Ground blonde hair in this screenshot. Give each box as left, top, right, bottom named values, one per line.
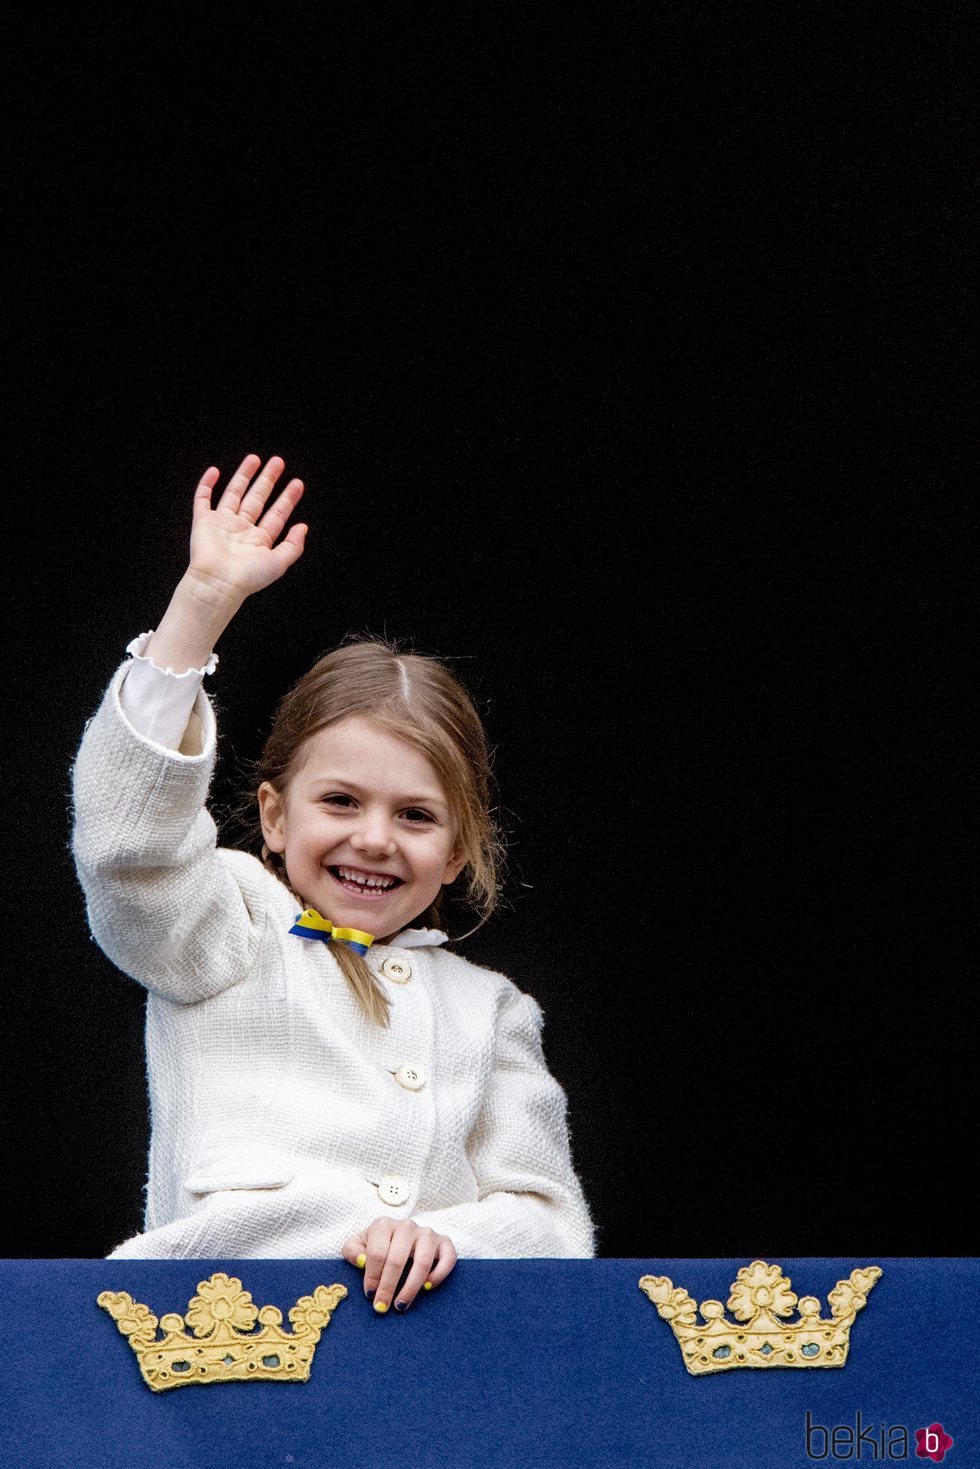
left=257, top=636, right=506, bottom=1025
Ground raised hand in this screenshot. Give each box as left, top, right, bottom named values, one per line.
left=189, top=454, right=307, bottom=604
left=143, top=453, right=308, bottom=675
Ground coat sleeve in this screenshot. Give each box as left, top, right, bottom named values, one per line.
left=71, top=662, right=264, bottom=1003
left=413, top=988, right=595, bottom=1258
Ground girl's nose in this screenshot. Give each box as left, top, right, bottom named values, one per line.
left=351, top=812, right=397, bottom=857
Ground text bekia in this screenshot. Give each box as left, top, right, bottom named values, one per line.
left=805, top=1411, right=954, bottom=1461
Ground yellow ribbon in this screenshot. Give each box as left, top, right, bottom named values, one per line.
left=288, top=909, right=375, bottom=955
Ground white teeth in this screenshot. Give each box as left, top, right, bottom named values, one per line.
left=337, top=866, right=397, bottom=890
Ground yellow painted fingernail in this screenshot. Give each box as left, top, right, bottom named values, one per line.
left=423, top=1281, right=433, bottom=1291
left=356, top=1254, right=366, bottom=1268
left=374, top=1300, right=389, bottom=1314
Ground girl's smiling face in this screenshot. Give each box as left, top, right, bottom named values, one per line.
left=258, top=716, right=466, bottom=943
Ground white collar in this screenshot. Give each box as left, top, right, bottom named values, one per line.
left=386, top=927, right=449, bottom=949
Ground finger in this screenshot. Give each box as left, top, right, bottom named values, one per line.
left=192, top=466, right=222, bottom=517
left=424, top=1236, right=458, bottom=1290
left=215, top=453, right=263, bottom=513
left=340, top=1233, right=368, bottom=1270
left=237, top=455, right=286, bottom=523
left=267, top=523, right=307, bottom=578
left=362, top=1217, right=395, bottom=1300
left=367, top=1222, right=417, bottom=1316
left=256, top=477, right=304, bottom=541
left=391, top=1232, right=440, bottom=1312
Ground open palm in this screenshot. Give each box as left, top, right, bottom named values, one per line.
left=190, top=453, right=307, bottom=601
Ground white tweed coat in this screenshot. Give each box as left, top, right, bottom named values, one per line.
left=71, top=663, right=595, bottom=1260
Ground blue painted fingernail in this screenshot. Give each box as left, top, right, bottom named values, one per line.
left=366, top=1289, right=375, bottom=1300
left=394, top=1301, right=408, bottom=1312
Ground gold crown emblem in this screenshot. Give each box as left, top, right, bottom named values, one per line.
left=98, top=1272, right=347, bottom=1391
left=639, top=1260, right=882, bottom=1375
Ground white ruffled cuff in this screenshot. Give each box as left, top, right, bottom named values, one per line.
left=119, top=631, right=218, bottom=751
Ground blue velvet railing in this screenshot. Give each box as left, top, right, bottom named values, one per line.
left=3, top=1258, right=976, bottom=1467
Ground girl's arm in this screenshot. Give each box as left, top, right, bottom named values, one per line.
left=406, top=988, right=595, bottom=1259
left=72, top=455, right=308, bottom=1002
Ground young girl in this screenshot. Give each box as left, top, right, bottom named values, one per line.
left=72, top=453, right=594, bottom=1313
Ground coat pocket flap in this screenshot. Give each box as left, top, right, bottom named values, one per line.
left=183, top=1148, right=295, bottom=1194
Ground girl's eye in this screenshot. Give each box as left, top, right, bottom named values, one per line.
left=321, top=796, right=432, bottom=823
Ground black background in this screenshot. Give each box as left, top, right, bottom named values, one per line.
left=3, top=7, right=972, bottom=1259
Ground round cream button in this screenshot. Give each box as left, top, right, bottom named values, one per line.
left=381, top=957, right=413, bottom=984
left=395, top=1062, right=426, bottom=1091
left=377, top=1174, right=410, bottom=1206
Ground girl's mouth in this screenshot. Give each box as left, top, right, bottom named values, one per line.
left=328, top=865, right=404, bottom=899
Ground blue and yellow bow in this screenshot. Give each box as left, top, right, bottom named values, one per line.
left=289, top=909, right=375, bottom=956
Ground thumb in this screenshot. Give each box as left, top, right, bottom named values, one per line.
left=269, top=524, right=308, bottom=576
